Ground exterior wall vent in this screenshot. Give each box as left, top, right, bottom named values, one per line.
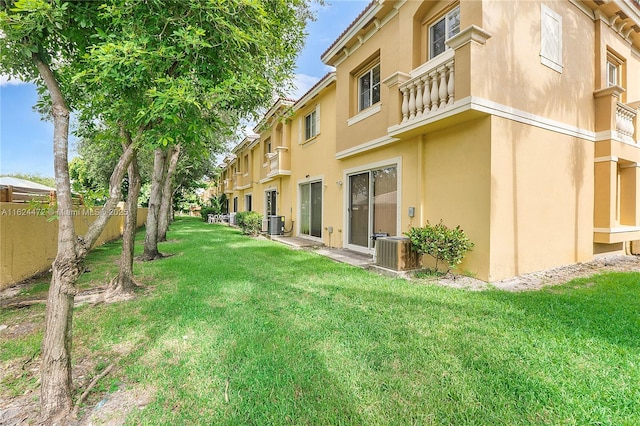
left=375, top=237, right=420, bottom=271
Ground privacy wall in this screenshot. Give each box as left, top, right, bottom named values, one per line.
left=0, top=203, right=148, bottom=289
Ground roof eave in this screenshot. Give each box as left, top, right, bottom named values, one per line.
left=294, top=72, right=337, bottom=110
left=321, top=0, right=383, bottom=65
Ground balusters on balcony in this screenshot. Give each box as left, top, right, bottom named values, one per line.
left=616, top=102, right=637, bottom=144
left=400, top=53, right=455, bottom=124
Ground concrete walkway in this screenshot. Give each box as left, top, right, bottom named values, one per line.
left=270, top=236, right=374, bottom=268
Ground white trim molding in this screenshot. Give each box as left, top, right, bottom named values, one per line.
left=594, top=155, right=619, bottom=163
left=465, top=96, right=596, bottom=141
left=336, top=135, right=400, bottom=160
left=446, top=25, right=492, bottom=50
left=388, top=96, right=597, bottom=142
left=347, top=103, right=382, bottom=127
left=594, top=226, right=640, bottom=233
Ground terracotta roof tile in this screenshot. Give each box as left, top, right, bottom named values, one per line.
left=321, top=0, right=377, bottom=61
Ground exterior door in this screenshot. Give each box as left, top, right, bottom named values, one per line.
left=300, top=181, right=322, bottom=238
left=349, top=172, right=370, bottom=246
left=266, top=190, right=277, bottom=216
left=348, top=166, right=397, bottom=249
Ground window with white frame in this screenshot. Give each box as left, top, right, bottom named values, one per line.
left=429, top=6, right=460, bottom=59
left=540, top=5, right=563, bottom=73
left=607, top=61, right=618, bottom=87
left=606, top=53, right=623, bottom=88
left=305, top=110, right=317, bottom=140
left=358, top=64, right=380, bottom=111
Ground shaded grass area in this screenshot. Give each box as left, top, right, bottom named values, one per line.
left=2, top=217, right=639, bottom=424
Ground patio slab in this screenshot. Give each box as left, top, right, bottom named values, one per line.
left=269, top=236, right=374, bottom=268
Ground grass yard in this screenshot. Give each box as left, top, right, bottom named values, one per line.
left=1, top=216, right=639, bottom=425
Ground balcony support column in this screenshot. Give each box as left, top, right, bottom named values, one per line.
left=594, top=157, right=619, bottom=229
left=620, top=163, right=640, bottom=227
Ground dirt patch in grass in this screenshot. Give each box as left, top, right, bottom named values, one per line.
left=0, top=340, right=153, bottom=425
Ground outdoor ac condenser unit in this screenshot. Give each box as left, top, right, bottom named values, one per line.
left=267, top=215, right=284, bottom=236
left=375, top=237, right=420, bottom=271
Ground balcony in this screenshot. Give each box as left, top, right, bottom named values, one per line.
left=262, top=147, right=291, bottom=181
left=593, top=87, right=640, bottom=244
left=387, top=26, right=492, bottom=139
left=223, top=179, right=233, bottom=194
left=593, top=86, right=639, bottom=158
left=399, top=50, right=455, bottom=126
left=616, top=102, right=638, bottom=144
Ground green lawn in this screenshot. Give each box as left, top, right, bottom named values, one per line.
left=2, top=217, right=639, bottom=425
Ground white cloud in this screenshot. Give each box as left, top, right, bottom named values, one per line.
left=289, top=73, right=321, bottom=100
left=0, top=74, right=28, bottom=86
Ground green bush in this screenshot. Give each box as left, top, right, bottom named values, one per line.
left=200, top=207, right=216, bottom=222
left=235, top=211, right=263, bottom=236
left=404, top=220, right=474, bottom=274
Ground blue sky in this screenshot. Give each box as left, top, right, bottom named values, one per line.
left=0, top=0, right=368, bottom=178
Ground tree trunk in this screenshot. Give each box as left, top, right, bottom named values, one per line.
left=141, top=147, right=167, bottom=260
left=33, top=53, right=136, bottom=423
left=158, top=145, right=180, bottom=242
left=34, top=52, right=78, bottom=423
left=106, top=146, right=140, bottom=301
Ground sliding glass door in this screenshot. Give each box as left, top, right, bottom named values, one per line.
left=348, top=166, right=397, bottom=249
left=300, top=181, right=322, bottom=238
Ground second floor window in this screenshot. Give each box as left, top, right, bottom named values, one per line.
left=607, top=60, right=619, bottom=87
left=605, top=50, right=625, bottom=93
left=305, top=110, right=317, bottom=140
left=264, top=137, right=271, bottom=158
left=358, top=64, right=380, bottom=111
left=429, top=6, right=460, bottom=59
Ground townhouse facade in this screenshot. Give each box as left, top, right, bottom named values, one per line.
left=216, top=0, right=640, bottom=282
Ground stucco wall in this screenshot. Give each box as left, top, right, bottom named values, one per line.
left=0, top=203, right=148, bottom=289
left=488, top=116, right=595, bottom=281
left=422, top=117, right=492, bottom=281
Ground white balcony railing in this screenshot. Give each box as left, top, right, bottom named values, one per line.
left=399, top=50, right=455, bottom=124
left=266, top=152, right=278, bottom=176
left=265, top=147, right=289, bottom=178
left=616, top=102, right=637, bottom=144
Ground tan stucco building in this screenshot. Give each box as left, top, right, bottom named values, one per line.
left=217, top=0, right=640, bottom=281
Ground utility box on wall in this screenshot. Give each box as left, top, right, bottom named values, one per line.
left=375, top=237, right=420, bottom=271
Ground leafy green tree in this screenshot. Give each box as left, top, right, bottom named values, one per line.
left=1, top=2, right=137, bottom=420
left=1, top=0, right=311, bottom=422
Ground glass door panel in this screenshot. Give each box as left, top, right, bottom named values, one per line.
left=373, top=167, right=397, bottom=236
left=310, top=182, right=322, bottom=237
left=300, top=184, right=310, bottom=235
left=266, top=190, right=277, bottom=216
left=349, top=172, right=369, bottom=247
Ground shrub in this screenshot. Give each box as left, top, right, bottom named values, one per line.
left=404, top=220, right=474, bottom=274
left=235, top=211, right=263, bottom=236
left=200, top=207, right=216, bottom=222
